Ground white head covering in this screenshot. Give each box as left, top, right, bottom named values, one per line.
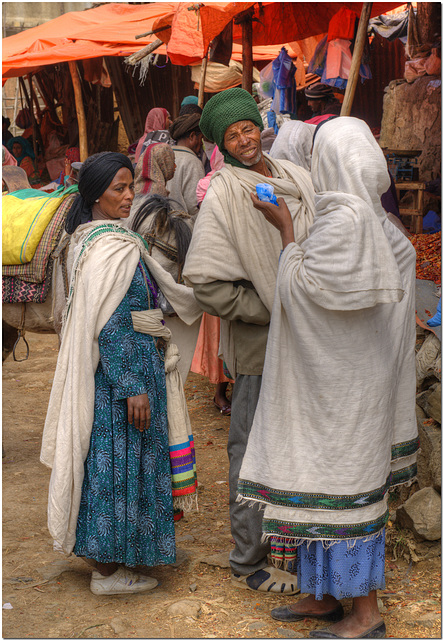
left=311, top=116, right=391, bottom=221
left=269, top=120, right=316, bottom=171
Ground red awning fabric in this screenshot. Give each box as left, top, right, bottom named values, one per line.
left=155, top=2, right=405, bottom=65
left=3, top=2, right=405, bottom=77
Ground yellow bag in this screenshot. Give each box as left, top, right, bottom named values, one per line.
left=2, top=186, right=77, bottom=265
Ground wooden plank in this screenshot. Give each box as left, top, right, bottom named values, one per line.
left=340, top=3, right=373, bottom=117
left=68, top=61, right=88, bottom=161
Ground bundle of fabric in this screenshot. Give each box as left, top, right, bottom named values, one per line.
left=2, top=262, right=54, bottom=304
left=269, top=120, right=316, bottom=171
left=3, top=190, right=77, bottom=282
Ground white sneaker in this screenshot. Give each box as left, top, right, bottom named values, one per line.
left=90, top=566, right=158, bottom=595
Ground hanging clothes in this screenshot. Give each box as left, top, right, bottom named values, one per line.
left=271, top=47, right=297, bottom=117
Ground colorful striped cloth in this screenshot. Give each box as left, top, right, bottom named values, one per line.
left=170, top=434, right=197, bottom=505
left=2, top=190, right=77, bottom=282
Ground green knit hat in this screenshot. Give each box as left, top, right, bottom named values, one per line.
left=200, top=88, right=264, bottom=168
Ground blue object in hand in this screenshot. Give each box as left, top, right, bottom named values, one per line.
left=256, top=183, right=278, bottom=205
left=427, top=298, right=441, bottom=327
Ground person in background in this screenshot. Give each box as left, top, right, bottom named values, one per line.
left=2, top=144, right=17, bottom=166
left=2, top=116, right=13, bottom=144
left=180, top=95, right=199, bottom=108
left=167, top=114, right=205, bottom=217
left=192, top=145, right=233, bottom=415
left=133, top=108, right=173, bottom=163
left=134, top=142, right=176, bottom=199
left=183, top=88, right=317, bottom=595
left=178, top=104, right=211, bottom=175
left=7, top=136, right=41, bottom=187
left=304, top=83, right=342, bottom=124
left=238, top=117, right=418, bottom=639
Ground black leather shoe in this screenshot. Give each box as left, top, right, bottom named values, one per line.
left=309, top=621, right=386, bottom=638
left=271, top=602, right=344, bottom=623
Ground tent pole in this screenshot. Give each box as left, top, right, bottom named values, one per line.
left=340, top=2, right=373, bottom=117
left=68, top=61, right=88, bottom=161
left=125, top=38, right=163, bottom=66
left=198, top=52, right=209, bottom=108
left=241, top=14, right=253, bottom=94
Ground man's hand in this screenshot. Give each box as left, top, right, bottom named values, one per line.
left=250, top=193, right=295, bottom=248
left=127, top=393, right=151, bottom=432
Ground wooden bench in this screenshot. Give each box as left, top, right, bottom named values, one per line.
left=395, top=181, right=426, bottom=234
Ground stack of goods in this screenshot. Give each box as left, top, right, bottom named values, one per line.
left=409, top=231, right=441, bottom=285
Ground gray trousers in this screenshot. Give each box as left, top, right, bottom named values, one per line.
left=228, top=374, right=271, bottom=575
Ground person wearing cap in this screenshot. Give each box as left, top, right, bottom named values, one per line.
left=167, top=113, right=205, bottom=217
left=304, top=83, right=342, bottom=125
left=183, top=87, right=317, bottom=594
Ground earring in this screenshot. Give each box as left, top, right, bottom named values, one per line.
left=95, top=199, right=99, bottom=203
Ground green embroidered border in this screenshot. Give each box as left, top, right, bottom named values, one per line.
left=262, top=510, right=389, bottom=540
left=391, top=463, right=417, bottom=487
left=237, top=475, right=391, bottom=511
left=391, top=436, right=420, bottom=460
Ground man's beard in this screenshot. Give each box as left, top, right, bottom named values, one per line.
left=241, top=149, right=262, bottom=167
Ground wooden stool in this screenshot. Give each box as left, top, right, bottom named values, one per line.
left=395, top=181, right=426, bottom=234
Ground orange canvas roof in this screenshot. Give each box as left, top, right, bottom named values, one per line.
left=3, top=2, right=406, bottom=77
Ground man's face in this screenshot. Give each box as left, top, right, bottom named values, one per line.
left=189, top=131, right=203, bottom=155
left=223, top=120, right=262, bottom=167
left=307, top=98, right=324, bottom=115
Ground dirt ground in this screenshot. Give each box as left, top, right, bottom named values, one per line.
left=2, top=333, right=441, bottom=639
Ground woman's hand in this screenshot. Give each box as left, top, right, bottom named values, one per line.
left=250, top=192, right=295, bottom=249
left=127, top=393, right=151, bottom=432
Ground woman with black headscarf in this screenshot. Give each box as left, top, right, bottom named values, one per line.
left=41, top=152, right=199, bottom=595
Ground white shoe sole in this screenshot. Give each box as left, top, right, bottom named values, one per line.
left=90, top=578, right=158, bottom=595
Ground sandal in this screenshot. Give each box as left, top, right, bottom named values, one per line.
left=213, top=397, right=231, bottom=416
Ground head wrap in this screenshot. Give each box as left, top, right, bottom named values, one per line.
left=179, top=103, right=203, bottom=117
left=65, top=152, right=134, bottom=234
left=169, top=113, right=201, bottom=142
left=135, top=108, right=170, bottom=163
left=2, top=145, right=17, bottom=167
left=269, top=120, right=316, bottom=171
left=7, top=136, right=35, bottom=163
left=199, top=88, right=264, bottom=168
left=139, top=142, right=175, bottom=196
left=181, top=95, right=199, bottom=107
left=305, top=83, right=335, bottom=100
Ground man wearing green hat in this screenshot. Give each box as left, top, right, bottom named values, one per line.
left=183, top=88, right=316, bottom=594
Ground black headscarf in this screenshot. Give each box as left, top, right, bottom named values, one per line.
left=65, top=152, right=134, bottom=234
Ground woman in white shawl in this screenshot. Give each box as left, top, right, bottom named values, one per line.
left=238, top=118, right=418, bottom=638
left=269, top=120, right=316, bottom=171
left=41, top=153, right=200, bottom=596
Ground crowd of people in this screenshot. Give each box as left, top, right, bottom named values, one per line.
left=3, top=83, right=419, bottom=638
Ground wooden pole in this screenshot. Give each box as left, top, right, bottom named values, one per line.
left=68, top=61, right=88, bottom=161
left=125, top=38, right=163, bottom=66
left=135, top=25, right=170, bottom=40
left=18, top=76, right=39, bottom=160
left=340, top=2, right=373, bottom=117
left=241, top=15, right=253, bottom=94
left=198, top=52, right=209, bottom=108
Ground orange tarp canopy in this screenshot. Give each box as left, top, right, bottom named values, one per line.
left=155, top=2, right=405, bottom=65
left=3, top=2, right=405, bottom=77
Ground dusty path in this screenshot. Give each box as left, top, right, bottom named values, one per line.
left=2, top=333, right=441, bottom=639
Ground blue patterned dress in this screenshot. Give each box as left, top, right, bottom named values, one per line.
left=73, top=261, right=175, bottom=567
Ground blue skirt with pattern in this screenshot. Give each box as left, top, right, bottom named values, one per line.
left=297, top=529, right=386, bottom=600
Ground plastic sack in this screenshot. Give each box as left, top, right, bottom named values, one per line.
left=260, top=61, right=275, bottom=98
left=2, top=184, right=78, bottom=265
left=256, top=183, right=278, bottom=205
left=427, top=298, right=441, bottom=327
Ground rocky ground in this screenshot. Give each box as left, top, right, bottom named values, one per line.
left=2, top=333, right=441, bottom=639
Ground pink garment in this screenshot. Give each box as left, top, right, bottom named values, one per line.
left=196, top=146, right=224, bottom=204
left=304, top=114, right=337, bottom=125
left=2, top=145, right=17, bottom=166
left=134, top=108, right=170, bottom=163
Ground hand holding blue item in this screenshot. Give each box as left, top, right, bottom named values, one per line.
left=256, top=183, right=279, bottom=206
left=427, top=298, right=441, bottom=327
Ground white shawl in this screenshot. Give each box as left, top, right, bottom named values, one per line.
left=269, top=120, right=316, bottom=171
left=238, top=118, right=418, bottom=546
left=41, top=220, right=201, bottom=554
left=183, top=155, right=316, bottom=375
